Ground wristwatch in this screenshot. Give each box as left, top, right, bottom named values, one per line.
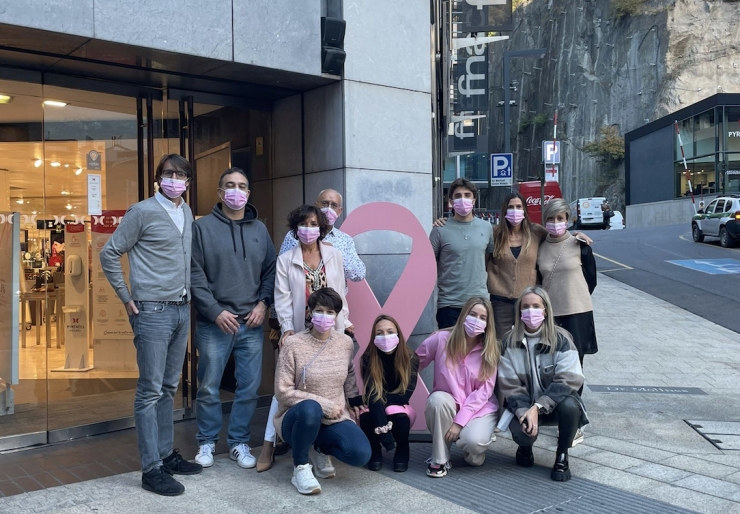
left=260, top=298, right=271, bottom=308
left=534, top=402, right=544, bottom=413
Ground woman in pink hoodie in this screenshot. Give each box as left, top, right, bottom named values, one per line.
left=416, top=296, right=499, bottom=478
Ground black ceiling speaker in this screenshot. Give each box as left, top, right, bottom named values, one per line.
left=321, top=17, right=346, bottom=48
left=322, top=47, right=346, bottom=76
left=321, top=17, right=346, bottom=75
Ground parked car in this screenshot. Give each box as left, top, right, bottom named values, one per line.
left=569, top=197, right=607, bottom=229
left=691, top=195, right=740, bottom=248
left=608, top=211, right=624, bottom=230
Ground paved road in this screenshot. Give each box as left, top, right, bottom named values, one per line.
left=583, top=223, right=740, bottom=334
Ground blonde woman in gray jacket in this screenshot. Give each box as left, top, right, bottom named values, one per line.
left=498, top=286, right=589, bottom=482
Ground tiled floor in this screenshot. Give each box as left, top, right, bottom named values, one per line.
left=0, top=406, right=269, bottom=498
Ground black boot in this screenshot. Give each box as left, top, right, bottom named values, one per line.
left=515, top=445, right=534, bottom=468
left=162, top=449, right=203, bottom=475
left=142, top=467, right=184, bottom=496
left=551, top=452, right=571, bottom=481
left=393, top=439, right=410, bottom=472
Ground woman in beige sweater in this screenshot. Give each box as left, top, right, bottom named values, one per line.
left=537, top=198, right=597, bottom=383
left=274, top=288, right=370, bottom=495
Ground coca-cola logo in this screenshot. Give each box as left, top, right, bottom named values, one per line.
left=525, top=195, right=556, bottom=206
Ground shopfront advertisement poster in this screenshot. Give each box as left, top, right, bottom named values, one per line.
left=87, top=174, right=102, bottom=216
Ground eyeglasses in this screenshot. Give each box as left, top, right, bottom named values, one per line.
left=319, top=201, right=340, bottom=209
left=161, top=169, right=188, bottom=179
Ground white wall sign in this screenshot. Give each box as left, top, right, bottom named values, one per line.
left=87, top=174, right=102, bottom=216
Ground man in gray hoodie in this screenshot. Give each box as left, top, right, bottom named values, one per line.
left=100, top=154, right=202, bottom=497
left=190, top=167, right=276, bottom=471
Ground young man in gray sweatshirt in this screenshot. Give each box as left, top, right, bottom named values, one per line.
left=190, top=167, right=276, bottom=470
left=100, top=154, right=203, bottom=497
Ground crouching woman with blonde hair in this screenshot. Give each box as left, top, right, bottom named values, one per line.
left=498, top=286, right=589, bottom=482
left=416, top=297, right=499, bottom=478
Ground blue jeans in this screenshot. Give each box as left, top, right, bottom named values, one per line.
left=130, top=301, right=190, bottom=473
left=194, top=320, right=263, bottom=448
left=281, top=400, right=371, bottom=467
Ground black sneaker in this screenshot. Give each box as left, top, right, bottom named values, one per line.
left=142, top=467, right=184, bottom=496
left=162, top=449, right=203, bottom=475
left=515, top=446, right=534, bottom=468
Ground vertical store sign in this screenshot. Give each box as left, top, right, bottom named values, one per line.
left=91, top=211, right=132, bottom=341
left=0, top=213, right=20, bottom=416
left=457, top=0, right=513, bottom=33
left=87, top=174, right=102, bottom=216
left=454, top=44, right=488, bottom=112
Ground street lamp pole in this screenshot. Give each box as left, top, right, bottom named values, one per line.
left=503, top=48, right=547, bottom=189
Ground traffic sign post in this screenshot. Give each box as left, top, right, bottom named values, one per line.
left=490, top=153, right=513, bottom=186
left=544, top=164, right=559, bottom=183
left=542, top=141, right=560, bottom=164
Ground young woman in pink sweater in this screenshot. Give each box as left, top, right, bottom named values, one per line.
left=416, top=297, right=500, bottom=478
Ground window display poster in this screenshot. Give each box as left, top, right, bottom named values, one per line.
left=91, top=211, right=132, bottom=340
left=87, top=174, right=102, bottom=216
left=0, top=212, right=19, bottom=387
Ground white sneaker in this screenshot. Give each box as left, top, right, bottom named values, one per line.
left=571, top=429, right=585, bottom=448
left=195, top=442, right=215, bottom=467
left=308, top=446, right=336, bottom=479
left=230, top=443, right=257, bottom=469
left=292, top=463, right=321, bottom=495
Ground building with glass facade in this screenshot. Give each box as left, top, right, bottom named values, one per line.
left=626, top=94, right=740, bottom=207
left=0, top=0, right=434, bottom=451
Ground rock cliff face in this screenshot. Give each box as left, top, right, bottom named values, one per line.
left=488, top=0, right=740, bottom=211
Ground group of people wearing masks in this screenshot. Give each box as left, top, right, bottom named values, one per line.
left=101, top=154, right=597, bottom=498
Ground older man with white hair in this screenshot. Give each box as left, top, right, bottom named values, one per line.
left=278, top=188, right=366, bottom=282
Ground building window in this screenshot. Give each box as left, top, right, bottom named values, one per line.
left=725, top=106, right=740, bottom=153
left=725, top=153, right=740, bottom=193
left=694, top=109, right=715, bottom=157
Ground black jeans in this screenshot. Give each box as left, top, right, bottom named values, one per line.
left=509, top=395, right=582, bottom=453
left=436, top=307, right=462, bottom=330
left=359, top=412, right=411, bottom=464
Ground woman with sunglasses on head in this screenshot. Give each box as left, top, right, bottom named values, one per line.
left=258, top=205, right=355, bottom=473
left=274, top=288, right=370, bottom=495
left=356, top=315, right=419, bottom=473
left=537, top=198, right=597, bottom=377
left=416, top=297, right=499, bottom=478
left=498, top=286, right=588, bottom=482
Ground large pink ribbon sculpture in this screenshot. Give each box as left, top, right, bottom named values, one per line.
left=341, top=202, right=437, bottom=430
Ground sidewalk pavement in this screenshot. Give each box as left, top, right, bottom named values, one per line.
left=0, top=274, right=739, bottom=513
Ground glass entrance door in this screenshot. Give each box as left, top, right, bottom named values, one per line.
left=0, top=75, right=171, bottom=449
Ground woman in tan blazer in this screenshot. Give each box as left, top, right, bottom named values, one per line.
left=259, top=204, right=352, bottom=471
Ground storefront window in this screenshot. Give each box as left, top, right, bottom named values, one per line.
left=692, top=154, right=717, bottom=195
left=676, top=160, right=694, bottom=198
left=460, top=152, right=489, bottom=182
left=725, top=153, right=740, bottom=193
left=724, top=106, right=740, bottom=153
left=694, top=109, right=716, bottom=157
left=675, top=117, right=693, bottom=160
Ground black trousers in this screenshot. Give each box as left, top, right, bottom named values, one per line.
left=509, top=395, right=582, bottom=453
left=359, top=412, right=411, bottom=464
left=436, top=307, right=462, bottom=330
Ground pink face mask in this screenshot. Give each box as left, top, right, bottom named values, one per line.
left=521, top=308, right=545, bottom=331
left=311, top=312, right=336, bottom=333
left=320, top=207, right=339, bottom=226
left=452, top=198, right=474, bottom=217
left=505, top=208, right=526, bottom=225
left=374, top=334, right=399, bottom=353
left=545, top=221, right=568, bottom=237
left=463, top=315, right=487, bottom=337
left=297, top=226, right=320, bottom=245
left=160, top=178, right=187, bottom=199
left=222, top=188, right=248, bottom=210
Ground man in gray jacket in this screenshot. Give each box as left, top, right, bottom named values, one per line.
left=190, top=167, right=276, bottom=470
left=100, top=154, right=202, bottom=497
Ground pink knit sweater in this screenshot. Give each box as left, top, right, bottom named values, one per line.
left=273, top=329, right=360, bottom=440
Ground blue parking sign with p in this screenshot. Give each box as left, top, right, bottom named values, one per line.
left=490, top=153, right=513, bottom=186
